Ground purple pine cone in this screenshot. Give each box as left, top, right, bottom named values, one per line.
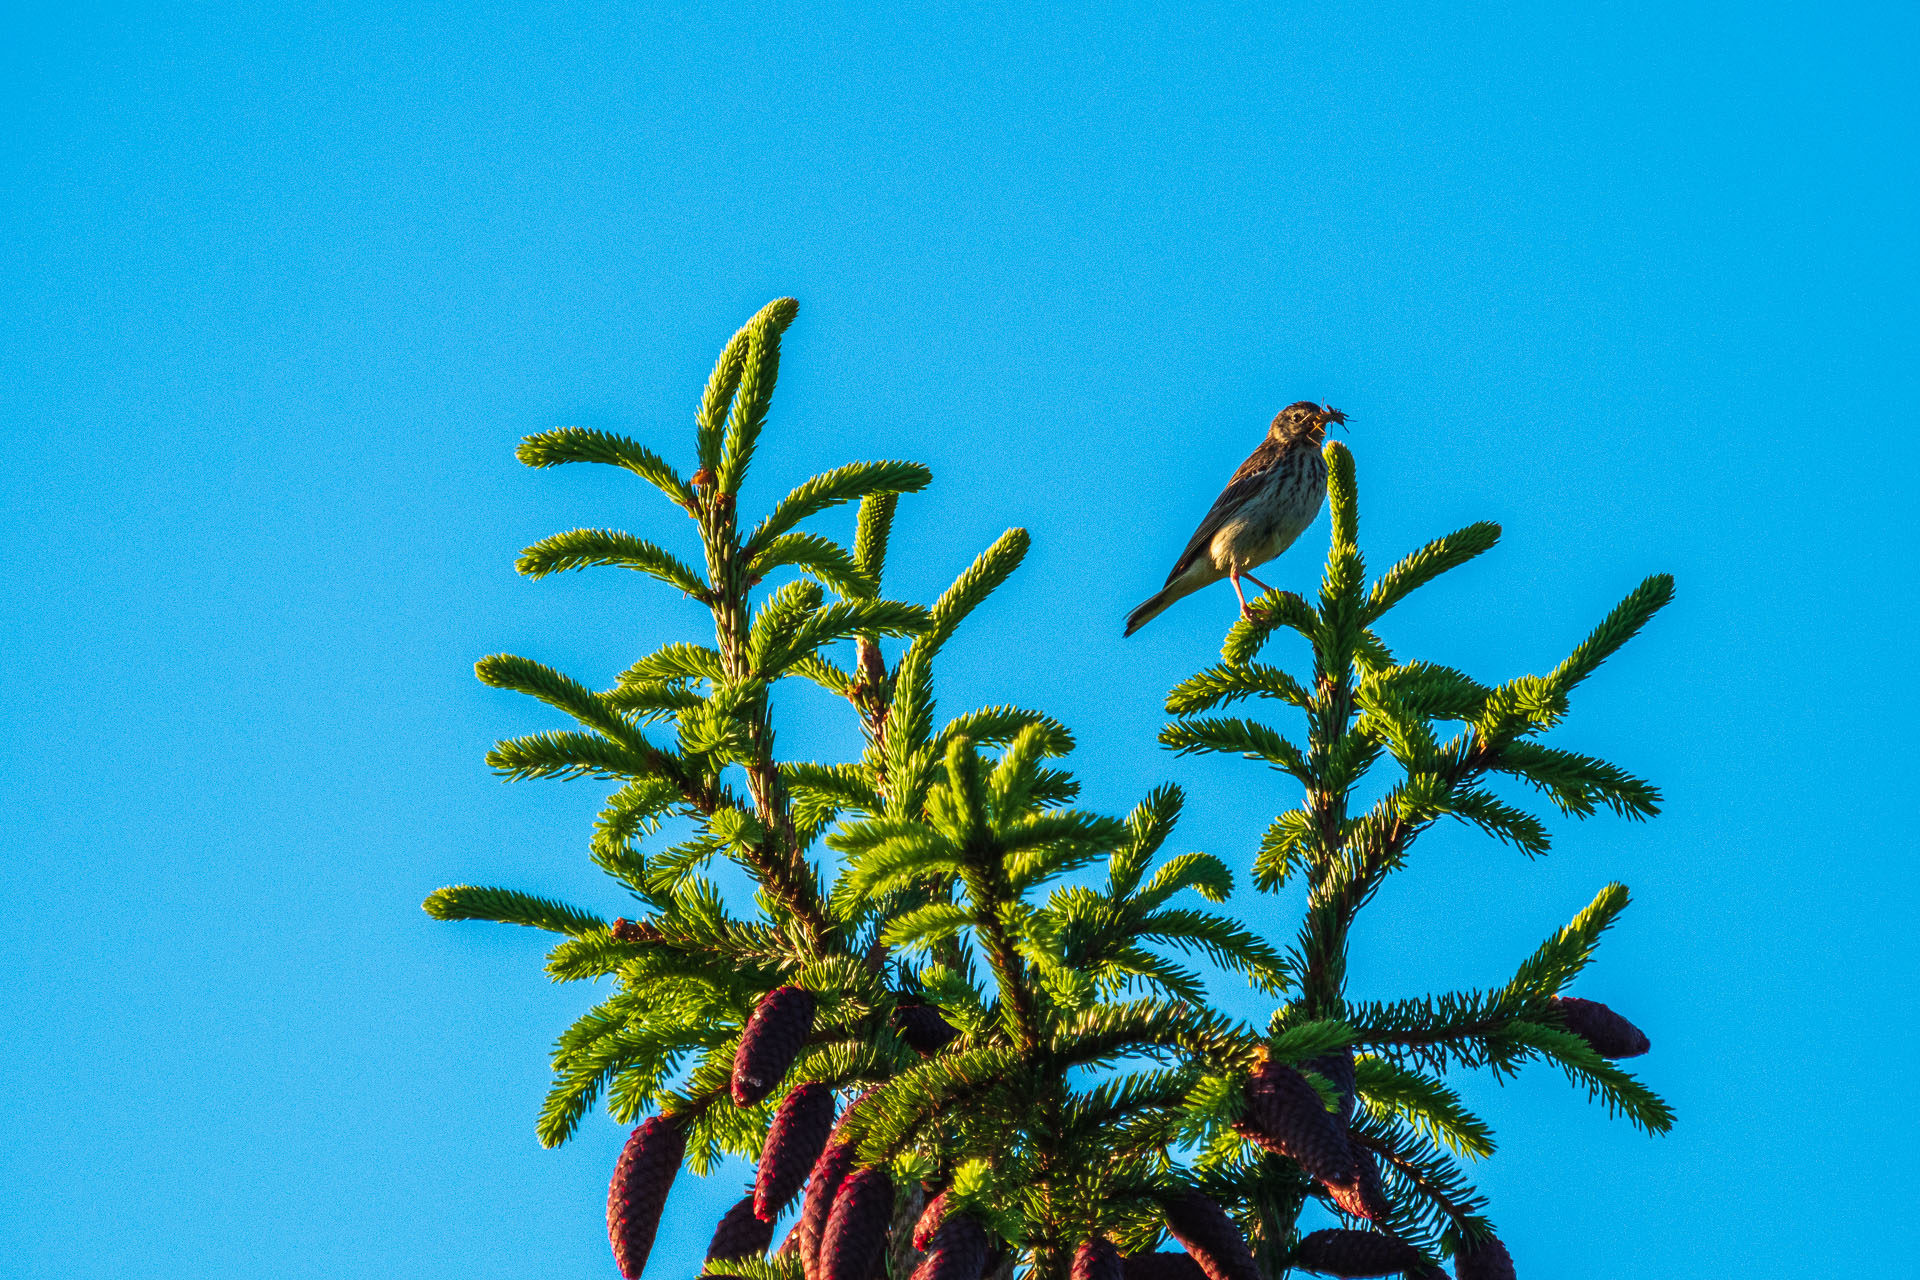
left=708, top=1192, right=777, bottom=1262
left=1292, top=1230, right=1422, bottom=1278
left=733, top=985, right=817, bottom=1106
left=1235, top=1060, right=1357, bottom=1186
left=756, top=1082, right=838, bottom=1221
left=1072, top=1237, right=1123, bottom=1280
left=607, top=1113, right=689, bottom=1280
left=913, top=1189, right=953, bottom=1252
left=911, top=1212, right=990, bottom=1280
left=893, top=1002, right=961, bottom=1054
left=1455, top=1235, right=1515, bottom=1280
left=1159, top=1188, right=1260, bottom=1280
left=1552, top=996, right=1650, bottom=1059
left=819, top=1167, right=895, bottom=1280
left=799, top=1140, right=859, bottom=1280
left=1324, top=1145, right=1389, bottom=1223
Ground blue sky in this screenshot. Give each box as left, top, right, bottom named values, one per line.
left=3, top=2, right=1914, bottom=1276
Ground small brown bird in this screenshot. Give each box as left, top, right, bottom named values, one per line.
left=1125, top=402, right=1344, bottom=636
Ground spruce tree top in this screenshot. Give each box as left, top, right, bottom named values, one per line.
left=427, top=298, right=1673, bottom=1280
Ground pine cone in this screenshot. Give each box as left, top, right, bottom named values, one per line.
left=1552, top=996, right=1649, bottom=1059
left=1234, top=1060, right=1356, bottom=1186
left=607, top=1113, right=689, bottom=1280
left=1324, top=1145, right=1389, bottom=1223
left=708, top=1192, right=777, bottom=1262
left=1158, top=1188, right=1260, bottom=1280
left=799, top=1140, right=860, bottom=1280
left=1071, top=1237, right=1123, bottom=1280
left=1121, top=1253, right=1208, bottom=1280
left=732, top=985, right=817, bottom=1106
left=1300, top=1050, right=1357, bottom=1125
left=1292, top=1229, right=1422, bottom=1277
left=1454, top=1235, right=1514, bottom=1280
left=797, top=1090, right=874, bottom=1277
left=892, top=1002, right=960, bottom=1054
left=820, top=1167, right=895, bottom=1280
left=911, top=1212, right=990, bottom=1280
left=912, top=1189, right=953, bottom=1252
left=610, top=917, right=662, bottom=944
left=757, top=1082, right=838, bottom=1221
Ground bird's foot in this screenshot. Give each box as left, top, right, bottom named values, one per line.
left=1247, top=591, right=1303, bottom=626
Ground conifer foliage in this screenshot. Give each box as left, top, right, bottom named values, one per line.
left=426, top=299, right=1675, bottom=1279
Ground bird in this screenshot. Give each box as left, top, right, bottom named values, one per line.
left=1124, top=401, right=1345, bottom=636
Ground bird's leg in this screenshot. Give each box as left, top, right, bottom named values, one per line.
left=1237, top=570, right=1291, bottom=624
left=1229, top=568, right=1254, bottom=621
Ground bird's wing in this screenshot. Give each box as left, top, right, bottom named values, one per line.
left=1162, top=439, right=1286, bottom=585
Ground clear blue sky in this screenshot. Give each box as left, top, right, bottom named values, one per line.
left=3, top=3, right=1914, bottom=1276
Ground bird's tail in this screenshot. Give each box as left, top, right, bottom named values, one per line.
left=1124, top=582, right=1194, bottom=636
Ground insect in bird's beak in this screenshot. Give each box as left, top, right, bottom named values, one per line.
left=1322, top=405, right=1349, bottom=432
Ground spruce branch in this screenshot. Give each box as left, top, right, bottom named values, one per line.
left=1165, top=663, right=1312, bottom=716
left=1362, top=522, right=1501, bottom=624
left=852, top=492, right=901, bottom=597
left=1325, top=441, right=1359, bottom=552
left=782, top=761, right=883, bottom=829
left=939, top=706, right=1075, bottom=756
left=1500, top=882, right=1632, bottom=1000
left=883, top=528, right=1032, bottom=812
left=1347, top=1117, right=1489, bottom=1247
left=1132, top=852, right=1233, bottom=909
left=1491, top=1021, right=1674, bottom=1134
left=748, top=532, right=877, bottom=600
left=784, top=653, right=858, bottom=698
left=1447, top=787, right=1553, bottom=856
left=1250, top=809, right=1316, bottom=892
left=423, top=885, right=608, bottom=937
left=1109, top=785, right=1185, bottom=899
left=603, top=680, right=705, bottom=723
left=1220, top=590, right=1318, bottom=668
left=477, top=652, right=654, bottom=747
left=1358, top=661, right=1489, bottom=724
left=696, top=304, right=764, bottom=474
left=1546, top=573, right=1676, bottom=696
left=922, top=527, right=1032, bottom=652
left=881, top=902, right=974, bottom=952
left=1492, top=742, right=1662, bottom=820
left=761, top=600, right=929, bottom=678
left=1158, top=718, right=1310, bottom=782
left=516, top=427, right=695, bottom=509
left=516, top=528, right=711, bottom=600
left=594, top=776, right=677, bottom=851
left=746, top=580, right=828, bottom=674
left=485, top=729, right=660, bottom=783
left=1351, top=1056, right=1495, bottom=1161
left=747, top=461, right=934, bottom=556
left=1266, top=1018, right=1357, bottom=1064
left=621, top=643, right=728, bottom=685
left=718, top=297, right=800, bottom=494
